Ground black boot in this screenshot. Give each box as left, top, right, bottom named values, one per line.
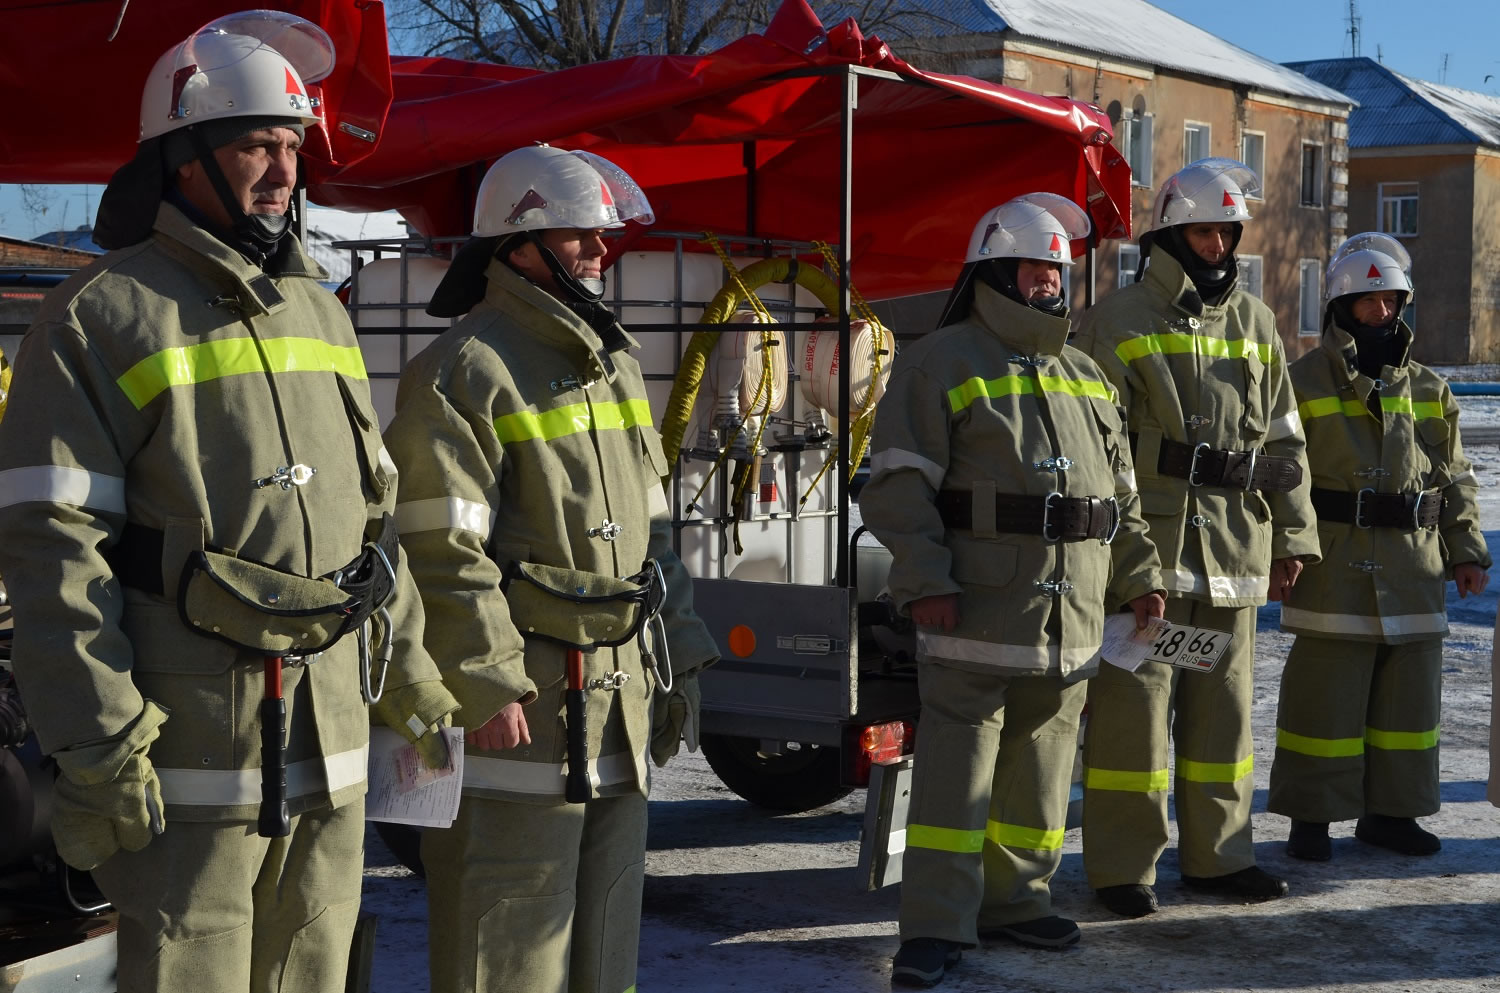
left=1286, top=820, right=1331, bottom=861
left=1181, top=865, right=1288, bottom=901
left=891, top=938, right=962, bottom=988
left=1356, top=814, right=1441, bottom=855
left=979, top=915, right=1081, bottom=948
left=1095, top=883, right=1158, bottom=918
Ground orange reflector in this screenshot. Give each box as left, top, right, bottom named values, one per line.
left=727, top=624, right=756, bottom=658
left=860, top=721, right=906, bottom=764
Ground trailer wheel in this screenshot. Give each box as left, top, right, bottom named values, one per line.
left=700, top=733, right=853, bottom=813
left=373, top=821, right=425, bottom=879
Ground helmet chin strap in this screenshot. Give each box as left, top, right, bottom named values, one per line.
left=187, top=128, right=291, bottom=261
left=525, top=231, right=606, bottom=304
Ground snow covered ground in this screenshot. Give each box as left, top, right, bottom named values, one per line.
left=359, top=450, right=1500, bottom=993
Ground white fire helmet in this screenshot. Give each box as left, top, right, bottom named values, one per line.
left=139, top=11, right=333, bottom=143
left=1328, top=231, right=1413, bottom=281
left=1149, top=157, right=1260, bottom=232
left=964, top=193, right=1092, bottom=265
left=472, top=145, right=655, bottom=237
left=1325, top=248, right=1413, bottom=303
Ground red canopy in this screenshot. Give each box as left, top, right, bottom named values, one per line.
left=0, top=0, right=1130, bottom=298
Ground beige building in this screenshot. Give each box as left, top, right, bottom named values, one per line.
left=872, top=0, right=1353, bottom=358
left=1288, top=58, right=1500, bottom=364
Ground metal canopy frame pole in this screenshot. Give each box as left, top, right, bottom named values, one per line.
left=835, top=65, right=854, bottom=591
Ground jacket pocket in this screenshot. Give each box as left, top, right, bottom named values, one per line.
left=1239, top=351, right=1268, bottom=437
left=948, top=539, right=1019, bottom=588
left=336, top=375, right=393, bottom=501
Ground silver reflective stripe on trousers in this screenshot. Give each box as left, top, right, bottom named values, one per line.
left=156, top=745, right=369, bottom=806
left=0, top=465, right=128, bottom=514
left=464, top=749, right=643, bottom=796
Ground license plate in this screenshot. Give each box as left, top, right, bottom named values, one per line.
left=1145, top=624, right=1231, bottom=673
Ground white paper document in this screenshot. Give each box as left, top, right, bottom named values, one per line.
left=365, top=725, right=465, bottom=828
left=1099, top=613, right=1172, bottom=672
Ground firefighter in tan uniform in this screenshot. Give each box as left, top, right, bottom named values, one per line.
left=1073, top=158, right=1321, bottom=918
left=861, top=196, right=1165, bottom=988
left=1269, top=235, right=1489, bottom=859
left=0, top=14, right=456, bottom=992
left=383, top=145, right=719, bottom=993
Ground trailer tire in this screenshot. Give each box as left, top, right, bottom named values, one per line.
left=700, top=733, right=853, bottom=813
left=373, top=821, right=425, bottom=879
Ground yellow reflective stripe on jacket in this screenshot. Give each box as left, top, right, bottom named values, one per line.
left=1298, top=395, right=1446, bottom=422
left=987, top=819, right=1065, bottom=852
left=1277, top=727, right=1364, bottom=758
left=494, top=397, right=653, bottom=445
left=1084, top=766, right=1170, bottom=792
left=1365, top=726, right=1439, bottom=751
left=906, top=823, right=986, bottom=853
left=946, top=373, right=1113, bottom=414
left=117, top=337, right=368, bottom=409
left=1115, top=333, right=1272, bottom=366
left=1178, top=754, right=1254, bottom=784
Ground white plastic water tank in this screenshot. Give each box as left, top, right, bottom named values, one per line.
left=350, top=256, right=454, bottom=427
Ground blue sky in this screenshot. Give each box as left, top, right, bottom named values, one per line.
left=3, top=0, right=1495, bottom=241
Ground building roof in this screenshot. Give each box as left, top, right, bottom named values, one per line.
left=1287, top=57, right=1500, bottom=149
left=964, top=0, right=1351, bottom=105
left=31, top=225, right=103, bottom=254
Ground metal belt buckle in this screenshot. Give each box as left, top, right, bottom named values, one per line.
left=1187, top=442, right=1212, bottom=487
left=1102, top=496, right=1121, bottom=545
left=1041, top=491, right=1063, bottom=542
left=1410, top=490, right=1428, bottom=530
left=1240, top=449, right=1258, bottom=491
left=1354, top=487, right=1375, bottom=529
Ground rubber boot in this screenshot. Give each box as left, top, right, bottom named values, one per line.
left=1355, top=814, right=1441, bottom=856
left=980, top=916, right=1080, bottom=948
left=1286, top=820, right=1331, bottom=861
left=891, top=938, right=962, bottom=988
left=1095, top=884, right=1158, bottom=918
left=1181, top=865, right=1288, bottom=901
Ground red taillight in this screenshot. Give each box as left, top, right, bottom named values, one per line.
left=860, top=721, right=906, bottom=764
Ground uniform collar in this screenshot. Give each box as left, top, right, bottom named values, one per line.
left=151, top=202, right=325, bottom=318
left=1142, top=242, right=1235, bottom=319
left=481, top=259, right=638, bottom=384
left=1319, top=319, right=1413, bottom=389
left=969, top=280, right=1071, bottom=358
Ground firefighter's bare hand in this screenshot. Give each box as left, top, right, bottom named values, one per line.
left=1129, top=591, right=1166, bottom=630
left=909, top=593, right=960, bottom=632
left=1453, top=563, right=1490, bottom=598
left=468, top=702, right=531, bottom=751
left=1267, top=557, right=1304, bottom=602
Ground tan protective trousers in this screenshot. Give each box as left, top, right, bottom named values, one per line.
left=1081, top=599, right=1257, bottom=886
left=90, top=800, right=365, bottom=993
left=898, top=662, right=1086, bottom=946
left=422, top=791, right=647, bottom=993
left=1269, top=635, right=1442, bottom=822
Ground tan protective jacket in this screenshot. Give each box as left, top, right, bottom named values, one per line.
left=384, top=260, right=718, bottom=804
left=1073, top=245, right=1321, bottom=606
left=859, top=283, right=1163, bottom=680
left=1280, top=322, right=1488, bottom=642
left=0, top=204, right=440, bottom=821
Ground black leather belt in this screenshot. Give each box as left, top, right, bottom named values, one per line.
left=1134, top=435, right=1303, bottom=493
left=1311, top=487, right=1443, bottom=530
left=936, top=490, right=1119, bottom=542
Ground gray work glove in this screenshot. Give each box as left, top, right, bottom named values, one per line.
left=650, top=672, right=701, bottom=768
left=50, top=701, right=169, bottom=871
left=373, top=678, right=461, bottom=770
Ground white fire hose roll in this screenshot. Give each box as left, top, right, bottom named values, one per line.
left=799, top=319, right=894, bottom=416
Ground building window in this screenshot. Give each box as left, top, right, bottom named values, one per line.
left=1403, top=297, right=1416, bottom=332
left=1240, top=132, right=1266, bottom=198
left=1121, top=112, right=1153, bottom=188
left=1237, top=255, right=1264, bottom=299
left=1300, top=144, right=1324, bottom=207
left=1379, top=182, right=1419, bottom=236
left=1184, top=122, right=1211, bottom=165
left=1118, top=244, right=1141, bottom=287
left=1298, top=259, right=1322, bottom=336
